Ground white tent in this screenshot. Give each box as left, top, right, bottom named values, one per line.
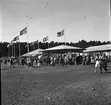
left=43, top=45, right=82, bottom=52
left=22, top=49, right=44, bottom=57
left=43, top=45, right=82, bottom=53
left=83, top=44, right=111, bottom=52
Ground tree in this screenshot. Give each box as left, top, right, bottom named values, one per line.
left=0, top=40, right=110, bottom=57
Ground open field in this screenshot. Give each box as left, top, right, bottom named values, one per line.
left=1, top=63, right=111, bottom=105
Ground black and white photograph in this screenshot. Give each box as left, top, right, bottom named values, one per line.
left=0, top=0, right=111, bottom=105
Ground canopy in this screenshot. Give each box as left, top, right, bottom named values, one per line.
left=43, top=45, right=83, bottom=53
left=22, top=49, right=44, bottom=57
left=83, top=44, right=111, bottom=52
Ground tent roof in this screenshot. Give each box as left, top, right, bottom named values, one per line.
left=22, top=48, right=44, bottom=57
left=83, top=44, right=111, bottom=52
left=43, top=45, right=82, bottom=52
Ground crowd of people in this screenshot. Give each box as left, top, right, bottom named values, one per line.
left=1, top=52, right=111, bottom=73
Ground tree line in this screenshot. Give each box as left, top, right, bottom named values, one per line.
left=0, top=40, right=111, bottom=57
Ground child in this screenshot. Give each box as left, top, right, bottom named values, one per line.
left=95, top=58, right=100, bottom=73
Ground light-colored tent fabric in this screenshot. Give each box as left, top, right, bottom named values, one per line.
left=43, top=45, right=82, bottom=52
left=83, top=44, right=111, bottom=52
left=10, top=56, right=15, bottom=58
left=22, top=49, right=44, bottom=57
left=22, top=53, right=30, bottom=57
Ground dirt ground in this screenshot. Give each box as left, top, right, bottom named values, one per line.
left=1, top=63, right=111, bottom=105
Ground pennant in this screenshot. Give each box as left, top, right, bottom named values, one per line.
left=20, top=27, right=27, bottom=36
left=43, top=36, right=48, bottom=43
left=57, top=30, right=64, bottom=37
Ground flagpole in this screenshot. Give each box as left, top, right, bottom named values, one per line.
left=26, top=15, right=29, bottom=53
left=14, top=42, right=15, bottom=57
left=12, top=43, right=13, bottom=57
left=19, top=37, right=21, bottom=57
left=47, top=42, right=49, bottom=48
left=33, top=43, right=35, bottom=50
left=48, top=41, right=49, bottom=48
left=7, top=43, right=10, bottom=57
left=64, top=29, right=66, bottom=45
left=38, top=41, right=39, bottom=49
left=48, top=36, right=49, bottom=48
left=9, top=46, right=10, bottom=57
left=8, top=46, right=9, bottom=57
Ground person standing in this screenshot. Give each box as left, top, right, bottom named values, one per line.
left=4, top=59, right=7, bottom=65
left=94, top=54, right=100, bottom=73
left=26, top=57, right=30, bottom=68
left=82, top=56, right=86, bottom=65
left=101, top=54, right=108, bottom=72
left=10, top=58, right=15, bottom=68
left=59, top=54, right=64, bottom=66
left=95, top=58, right=100, bottom=73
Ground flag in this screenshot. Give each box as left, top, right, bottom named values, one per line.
left=13, top=35, right=19, bottom=41
left=25, top=44, right=28, bottom=48
left=57, top=30, right=64, bottom=37
left=30, top=42, right=34, bottom=46
left=20, top=27, right=27, bottom=36
left=7, top=41, right=13, bottom=47
left=7, top=44, right=10, bottom=48
left=35, top=40, right=39, bottom=44
left=25, top=43, right=31, bottom=47
left=43, top=36, right=48, bottom=43
left=30, top=40, right=38, bottom=46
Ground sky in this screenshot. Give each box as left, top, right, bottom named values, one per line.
left=0, top=0, right=110, bottom=43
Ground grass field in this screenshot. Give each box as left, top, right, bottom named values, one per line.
left=1, top=63, right=111, bottom=105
